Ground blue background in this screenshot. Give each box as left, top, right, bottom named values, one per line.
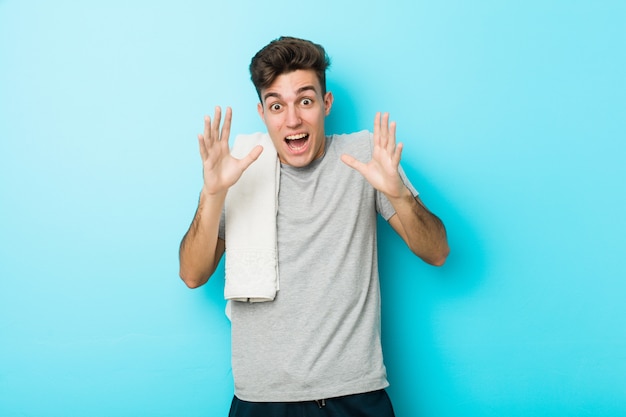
left=1, top=1, right=625, bottom=416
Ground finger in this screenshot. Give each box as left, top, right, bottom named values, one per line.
left=387, top=119, right=397, bottom=153
left=198, top=134, right=208, bottom=161
left=239, top=144, right=264, bottom=171
left=394, top=141, right=404, bottom=165
left=220, top=106, right=232, bottom=144
left=340, top=153, right=367, bottom=174
left=380, top=112, right=390, bottom=150
left=211, top=106, right=222, bottom=140
left=203, top=115, right=212, bottom=145
left=373, top=112, right=381, bottom=147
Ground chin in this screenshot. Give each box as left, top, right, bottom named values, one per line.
left=282, top=158, right=312, bottom=168
left=281, top=155, right=314, bottom=167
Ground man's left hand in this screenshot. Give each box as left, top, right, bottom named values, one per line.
left=341, top=112, right=408, bottom=199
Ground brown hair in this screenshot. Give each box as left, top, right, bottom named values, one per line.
left=249, top=36, right=331, bottom=101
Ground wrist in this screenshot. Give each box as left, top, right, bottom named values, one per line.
left=199, top=187, right=227, bottom=206
left=385, top=181, right=413, bottom=202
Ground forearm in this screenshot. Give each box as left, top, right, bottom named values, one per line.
left=388, top=187, right=449, bottom=266
left=178, top=190, right=226, bottom=288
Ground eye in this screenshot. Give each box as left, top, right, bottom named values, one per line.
left=270, top=103, right=282, bottom=112
left=301, top=98, right=312, bottom=106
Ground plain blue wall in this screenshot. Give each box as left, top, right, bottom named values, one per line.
left=1, top=1, right=625, bottom=416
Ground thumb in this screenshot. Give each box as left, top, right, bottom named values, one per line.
left=341, top=153, right=366, bottom=173
left=239, top=144, right=264, bottom=171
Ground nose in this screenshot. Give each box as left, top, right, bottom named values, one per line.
left=285, top=106, right=301, bottom=128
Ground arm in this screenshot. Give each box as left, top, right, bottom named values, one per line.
left=387, top=193, right=449, bottom=266
left=179, top=192, right=226, bottom=288
left=179, top=106, right=263, bottom=288
left=340, top=112, right=449, bottom=266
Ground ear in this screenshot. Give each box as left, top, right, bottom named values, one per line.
left=323, top=91, right=334, bottom=116
left=257, top=102, right=265, bottom=120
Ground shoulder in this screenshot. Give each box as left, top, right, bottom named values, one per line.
left=231, top=132, right=271, bottom=158
left=327, top=130, right=373, bottom=160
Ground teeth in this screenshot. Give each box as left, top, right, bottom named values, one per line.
left=285, top=133, right=308, bottom=140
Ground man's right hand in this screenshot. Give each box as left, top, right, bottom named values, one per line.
left=198, top=106, right=263, bottom=196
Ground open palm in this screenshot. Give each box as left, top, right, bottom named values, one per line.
left=341, top=112, right=406, bottom=199
left=198, top=106, right=263, bottom=196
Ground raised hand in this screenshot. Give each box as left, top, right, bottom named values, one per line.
left=198, top=106, right=263, bottom=196
left=341, top=112, right=407, bottom=199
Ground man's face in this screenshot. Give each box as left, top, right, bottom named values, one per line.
left=257, top=69, right=333, bottom=167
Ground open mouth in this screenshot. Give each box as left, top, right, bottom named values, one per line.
left=285, top=133, right=309, bottom=152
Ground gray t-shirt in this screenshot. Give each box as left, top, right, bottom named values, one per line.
left=222, top=130, right=418, bottom=402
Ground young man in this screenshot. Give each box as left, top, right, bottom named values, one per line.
left=179, top=36, right=449, bottom=416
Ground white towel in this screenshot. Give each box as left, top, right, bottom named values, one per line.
left=224, top=133, right=280, bottom=302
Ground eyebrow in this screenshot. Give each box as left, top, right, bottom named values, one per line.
left=263, top=85, right=318, bottom=102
